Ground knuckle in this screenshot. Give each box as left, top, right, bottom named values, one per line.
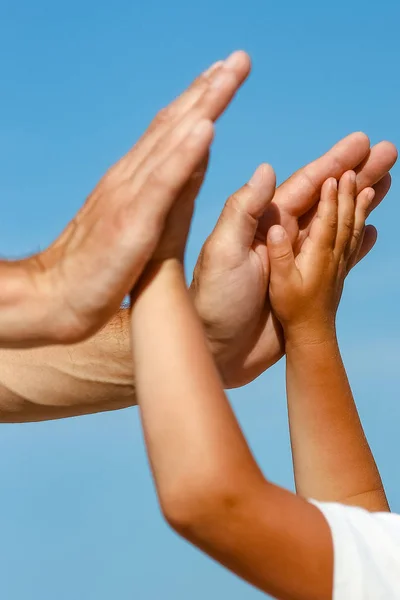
left=191, top=72, right=210, bottom=95
left=152, top=106, right=173, bottom=128
left=352, top=228, right=362, bottom=243
left=350, top=226, right=364, bottom=249
left=227, top=190, right=244, bottom=214
left=115, top=198, right=163, bottom=249
left=147, top=167, right=173, bottom=194
left=274, top=248, right=292, bottom=262
left=223, top=187, right=254, bottom=224
left=326, top=214, right=338, bottom=232
left=341, top=216, right=354, bottom=234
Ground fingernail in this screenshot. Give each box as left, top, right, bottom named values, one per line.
left=204, top=60, right=223, bottom=77
left=368, top=188, right=376, bottom=202
left=224, top=51, right=242, bottom=70
left=269, top=226, right=285, bottom=243
left=330, top=178, right=338, bottom=190
left=348, top=170, right=356, bottom=183
left=248, top=166, right=264, bottom=188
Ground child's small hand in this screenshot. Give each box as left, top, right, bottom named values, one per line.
left=267, top=171, right=375, bottom=342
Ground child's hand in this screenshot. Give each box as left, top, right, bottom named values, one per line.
left=267, top=171, right=375, bottom=342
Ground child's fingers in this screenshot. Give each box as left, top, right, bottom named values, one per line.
left=348, top=224, right=377, bottom=271
left=267, top=225, right=297, bottom=282
left=335, top=171, right=356, bottom=258
left=347, top=187, right=375, bottom=270
left=307, top=178, right=338, bottom=252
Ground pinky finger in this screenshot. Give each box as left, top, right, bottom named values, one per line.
left=347, top=224, right=378, bottom=272
left=347, top=187, right=375, bottom=268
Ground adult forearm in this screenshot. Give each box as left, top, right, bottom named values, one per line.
left=286, top=332, right=388, bottom=511
left=0, top=309, right=135, bottom=422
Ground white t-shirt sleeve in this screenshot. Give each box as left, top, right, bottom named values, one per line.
left=311, top=500, right=400, bottom=599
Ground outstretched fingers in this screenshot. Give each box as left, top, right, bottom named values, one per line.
left=132, top=119, right=215, bottom=239
left=117, top=51, right=251, bottom=184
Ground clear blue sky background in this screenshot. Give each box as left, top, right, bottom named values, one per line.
left=0, top=0, right=400, bottom=598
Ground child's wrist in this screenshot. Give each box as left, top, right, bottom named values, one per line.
left=283, top=320, right=337, bottom=351
left=131, top=258, right=185, bottom=305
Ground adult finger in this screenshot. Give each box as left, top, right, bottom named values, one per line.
left=355, top=141, right=397, bottom=193
left=293, top=144, right=395, bottom=249
left=369, top=173, right=392, bottom=214
left=132, top=120, right=215, bottom=237
left=117, top=51, right=251, bottom=180
left=130, top=56, right=250, bottom=193
left=274, top=132, right=370, bottom=218
left=207, top=164, right=276, bottom=256
left=275, top=134, right=396, bottom=221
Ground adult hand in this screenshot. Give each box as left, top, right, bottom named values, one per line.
left=0, top=51, right=251, bottom=349
left=191, top=133, right=397, bottom=387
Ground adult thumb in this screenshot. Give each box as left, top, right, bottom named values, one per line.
left=211, top=163, right=276, bottom=251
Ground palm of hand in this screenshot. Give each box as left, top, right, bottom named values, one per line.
left=192, top=203, right=298, bottom=388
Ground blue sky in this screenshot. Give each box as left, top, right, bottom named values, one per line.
left=0, top=0, right=400, bottom=598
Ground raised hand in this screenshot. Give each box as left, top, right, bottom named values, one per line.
left=0, top=51, right=251, bottom=349
left=267, top=171, right=374, bottom=338
left=267, top=173, right=388, bottom=510
left=191, top=134, right=397, bottom=387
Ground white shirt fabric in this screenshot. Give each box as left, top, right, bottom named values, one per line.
left=312, top=501, right=400, bottom=599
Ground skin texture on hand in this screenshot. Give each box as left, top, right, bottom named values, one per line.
left=0, top=51, right=251, bottom=350
left=191, top=134, right=398, bottom=387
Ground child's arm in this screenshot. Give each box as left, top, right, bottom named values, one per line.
left=268, top=172, right=388, bottom=511
left=131, top=165, right=335, bottom=600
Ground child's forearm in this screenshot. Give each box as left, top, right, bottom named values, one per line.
left=285, top=329, right=388, bottom=511
left=131, top=259, right=261, bottom=502
left=131, top=260, right=334, bottom=600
